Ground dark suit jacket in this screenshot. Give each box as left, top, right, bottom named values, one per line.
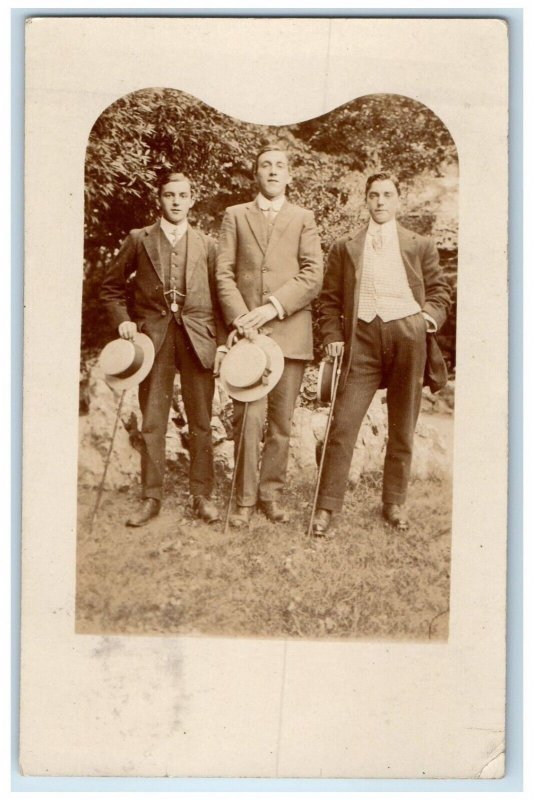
left=101, top=222, right=226, bottom=369
left=216, top=199, right=323, bottom=360
left=319, top=223, right=451, bottom=389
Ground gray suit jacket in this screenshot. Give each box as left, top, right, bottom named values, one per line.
left=216, top=199, right=323, bottom=359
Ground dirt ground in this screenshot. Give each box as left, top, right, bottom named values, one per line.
left=76, top=417, right=452, bottom=642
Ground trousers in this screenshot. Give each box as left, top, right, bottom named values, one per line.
left=232, top=358, right=306, bottom=506
left=317, top=313, right=427, bottom=511
left=138, top=321, right=215, bottom=501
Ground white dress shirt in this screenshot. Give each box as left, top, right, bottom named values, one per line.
left=160, top=216, right=188, bottom=245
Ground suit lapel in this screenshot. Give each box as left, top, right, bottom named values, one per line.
left=244, top=202, right=268, bottom=254
left=345, top=227, right=367, bottom=278
left=142, top=222, right=164, bottom=284
left=185, top=226, right=202, bottom=289
left=264, top=199, right=294, bottom=258
left=397, top=224, right=422, bottom=287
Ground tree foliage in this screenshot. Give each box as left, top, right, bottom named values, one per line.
left=83, top=88, right=458, bottom=361
left=290, top=93, right=456, bottom=181
left=85, top=88, right=260, bottom=256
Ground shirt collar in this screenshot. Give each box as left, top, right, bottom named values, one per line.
left=256, top=193, right=286, bottom=212
left=160, top=216, right=188, bottom=239
left=367, top=216, right=398, bottom=239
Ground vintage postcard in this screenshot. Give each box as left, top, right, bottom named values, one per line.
left=21, top=16, right=508, bottom=778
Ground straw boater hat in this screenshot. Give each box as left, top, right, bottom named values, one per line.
left=219, top=333, right=284, bottom=402
left=99, top=333, right=155, bottom=392
left=316, top=355, right=341, bottom=403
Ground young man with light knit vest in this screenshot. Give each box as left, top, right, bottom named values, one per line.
left=101, top=170, right=227, bottom=527
left=216, top=142, right=324, bottom=528
left=311, top=173, right=451, bottom=536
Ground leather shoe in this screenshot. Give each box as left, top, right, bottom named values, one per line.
left=193, top=496, right=221, bottom=524
left=258, top=500, right=289, bottom=523
left=382, top=503, right=409, bottom=531
left=311, top=508, right=332, bottom=536
left=126, top=498, right=160, bottom=527
left=229, top=505, right=254, bottom=529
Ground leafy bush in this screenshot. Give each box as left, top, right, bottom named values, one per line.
left=83, top=89, right=458, bottom=358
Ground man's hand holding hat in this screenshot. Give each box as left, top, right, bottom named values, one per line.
left=234, top=302, right=278, bottom=338
left=118, top=320, right=138, bottom=341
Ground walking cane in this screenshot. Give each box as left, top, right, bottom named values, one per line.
left=88, top=389, right=125, bottom=536
left=223, top=401, right=248, bottom=536
left=88, top=332, right=155, bottom=536
left=306, top=349, right=344, bottom=537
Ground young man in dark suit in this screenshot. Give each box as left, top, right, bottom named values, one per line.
left=101, top=170, right=227, bottom=526
left=312, top=173, right=451, bottom=535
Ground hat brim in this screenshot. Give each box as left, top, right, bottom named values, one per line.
left=317, top=357, right=338, bottom=403
left=105, top=332, right=155, bottom=392
left=219, top=335, right=285, bottom=401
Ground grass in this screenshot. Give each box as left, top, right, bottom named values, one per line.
left=76, top=463, right=451, bottom=642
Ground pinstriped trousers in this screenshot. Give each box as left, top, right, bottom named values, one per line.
left=317, top=312, right=427, bottom=511
left=138, top=321, right=215, bottom=501
left=232, top=358, right=306, bottom=506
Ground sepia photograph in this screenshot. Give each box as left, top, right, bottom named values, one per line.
left=76, top=89, right=458, bottom=641
left=21, top=16, right=509, bottom=779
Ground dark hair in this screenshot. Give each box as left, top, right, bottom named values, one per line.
left=365, top=172, right=400, bottom=197
left=156, top=169, right=192, bottom=196
left=254, top=140, right=290, bottom=172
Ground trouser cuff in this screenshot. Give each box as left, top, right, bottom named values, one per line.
left=258, top=492, right=281, bottom=502
left=316, top=495, right=344, bottom=513
left=382, top=491, right=406, bottom=505
left=143, top=489, right=163, bottom=501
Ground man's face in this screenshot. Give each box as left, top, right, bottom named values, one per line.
left=366, top=179, right=400, bottom=224
left=158, top=179, right=194, bottom=224
left=255, top=150, right=291, bottom=200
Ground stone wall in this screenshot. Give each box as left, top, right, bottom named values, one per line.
left=79, top=362, right=452, bottom=491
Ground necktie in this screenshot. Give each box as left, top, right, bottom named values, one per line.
left=373, top=227, right=383, bottom=252
left=266, top=206, right=276, bottom=225
left=264, top=206, right=276, bottom=241
left=169, top=228, right=177, bottom=247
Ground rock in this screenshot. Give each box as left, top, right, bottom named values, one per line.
left=214, top=439, right=234, bottom=471
left=421, top=380, right=455, bottom=415
left=212, top=381, right=231, bottom=417
left=412, top=416, right=449, bottom=479
left=78, top=364, right=141, bottom=489
left=288, top=406, right=325, bottom=474
left=78, top=363, right=188, bottom=489
left=289, top=390, right=449, bottom=484
left=210, top=415, right=228, bottom=445
left=79, top=361, right=450, bottom=492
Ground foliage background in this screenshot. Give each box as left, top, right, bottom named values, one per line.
left=83, top=89, right=458, bottom=367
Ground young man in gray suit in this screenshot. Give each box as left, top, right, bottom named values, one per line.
left=312, top=173, right=451, bottom=536
left=216, top=142, right=323, bottom=528
left=101, top=170, right=227, bottom=526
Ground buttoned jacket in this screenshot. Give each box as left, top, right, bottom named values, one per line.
left=101, top=222, right=226, bottom=369
left=216, top=199, right=323, bottom=360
